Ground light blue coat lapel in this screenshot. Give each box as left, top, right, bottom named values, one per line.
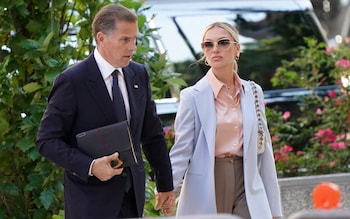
left=193, top=77, right=216, bottom=159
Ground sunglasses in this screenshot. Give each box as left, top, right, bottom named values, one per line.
left=201, top=39, right=237, bottom=51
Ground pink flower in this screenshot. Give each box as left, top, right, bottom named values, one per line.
left=274, top=153, right=282, bottom=161
left=283, top=145, right=294, bottom=152
left=326, top=46, right=334, bottom=55
left=328, top=90, right=337, bottom=98
left=331, top=141, right=346, bottom=150
left=335, top=98, right=342, bottom=106
left=314, top=128, right=336, bottom=144
left=283, top=111, right=291, bottom=121
left=271, top=135, right=278, bottom=141
left=296, top=151, right=302, bottom=156
left=316, top=108, right=322, bottom=115
left=164, top=128, right=171, bottom=135
left=335, top=59, right=350, bottom=68
left=274, top=152, right=289, bottom=162
left=274, top=145, right=294, bottom=162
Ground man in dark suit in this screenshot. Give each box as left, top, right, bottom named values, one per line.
left=36, top=3, right=175, bottom=219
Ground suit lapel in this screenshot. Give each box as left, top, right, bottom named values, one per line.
left=122, top=66, right=138, bottom=129
left=85, top=55, right=115, bottom=121
left=193, top=77, right=216, bottom=159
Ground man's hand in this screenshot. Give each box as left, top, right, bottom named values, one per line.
left=154, top=191, right=176, bottom=216
left=91, top=152, right=123, bottom=181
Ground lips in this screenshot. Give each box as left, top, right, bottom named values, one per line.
left=212, top=56, right=222, bottom=61
left=123, top=55, right=132, bottom=59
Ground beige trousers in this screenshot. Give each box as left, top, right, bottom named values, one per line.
left=215, top=156, right=251, bottom=219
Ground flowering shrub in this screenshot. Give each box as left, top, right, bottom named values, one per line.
left=270, top=88, right=350, bottom=177
left=269, top=37, right=350, bottom=177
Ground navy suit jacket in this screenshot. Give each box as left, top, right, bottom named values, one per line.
left=36, top=54, right=173, bottom=218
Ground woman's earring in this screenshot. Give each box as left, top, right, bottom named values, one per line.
left=235, top=55, right=239, bottom=61
left=204, top=59, right=210, bottom=66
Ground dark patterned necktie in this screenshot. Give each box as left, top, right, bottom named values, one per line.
left=111, top=70, right=127, bottom=122
left=112, top=70, right=132, bottom=191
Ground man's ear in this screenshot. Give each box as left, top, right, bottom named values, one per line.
left=96, top=32, right=105, bottom=45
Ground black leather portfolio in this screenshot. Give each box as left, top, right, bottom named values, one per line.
left=76, top=121, right=138, bottom=168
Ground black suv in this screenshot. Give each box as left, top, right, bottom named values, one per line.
left=145, top=0, right=338, bottom=124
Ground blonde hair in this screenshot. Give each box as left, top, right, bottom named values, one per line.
left=200, top=21, right=240, bottom=72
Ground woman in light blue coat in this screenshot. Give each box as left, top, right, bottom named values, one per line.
left=169, top=22, right=283, bottom=219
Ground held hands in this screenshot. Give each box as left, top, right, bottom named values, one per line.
left=91, top=152, right=123, bottom=181
left=154, top=191, right=176, bottom=216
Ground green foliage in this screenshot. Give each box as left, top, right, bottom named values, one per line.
left=143, top=179, right=160, bottom=217
left=132, top=3, right=187, bottom=98
left=0, top=0, right=183, bottom=218
left=271, top=38, right=334, bottom=90
left=0, top=0, right=72, bottom=218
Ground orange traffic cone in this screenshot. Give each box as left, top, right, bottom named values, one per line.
left=312, top=182, right=341, bottom=210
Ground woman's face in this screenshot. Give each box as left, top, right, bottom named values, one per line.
left=202, top=26, right=240, bottom=70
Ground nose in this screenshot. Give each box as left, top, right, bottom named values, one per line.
left=128, top=42, right=136, bottom=51
left=212, top=44, right=220, bottom=52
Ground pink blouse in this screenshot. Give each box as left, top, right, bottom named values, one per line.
left=207, top=70, right=244, bottom=157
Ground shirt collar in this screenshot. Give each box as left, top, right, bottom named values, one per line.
left=94, top=48, right=123, bottom=79
left=207, top=69, right=244, bottom=98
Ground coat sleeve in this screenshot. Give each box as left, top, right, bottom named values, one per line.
left=169, top=88, right=196, bottom=189
left=136, top=63, right=174, bottom=192
left=36, top=73, right=93, bottom=182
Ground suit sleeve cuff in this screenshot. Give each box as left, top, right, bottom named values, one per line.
left=88, top=159, right=96, bottom=176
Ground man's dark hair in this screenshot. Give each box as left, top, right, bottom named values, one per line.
left=92, top=4, right=137, bottom=39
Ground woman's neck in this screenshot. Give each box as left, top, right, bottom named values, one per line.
left=211, top=68, right=235, bottom=87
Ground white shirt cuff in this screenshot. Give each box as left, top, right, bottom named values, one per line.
left=88, top=159, right=96, bottom=176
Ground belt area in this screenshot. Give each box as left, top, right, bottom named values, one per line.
left=216, top=153, right=242, bottom=159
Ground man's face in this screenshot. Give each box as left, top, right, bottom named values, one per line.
left=97, top=21, right=138, bottom=68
